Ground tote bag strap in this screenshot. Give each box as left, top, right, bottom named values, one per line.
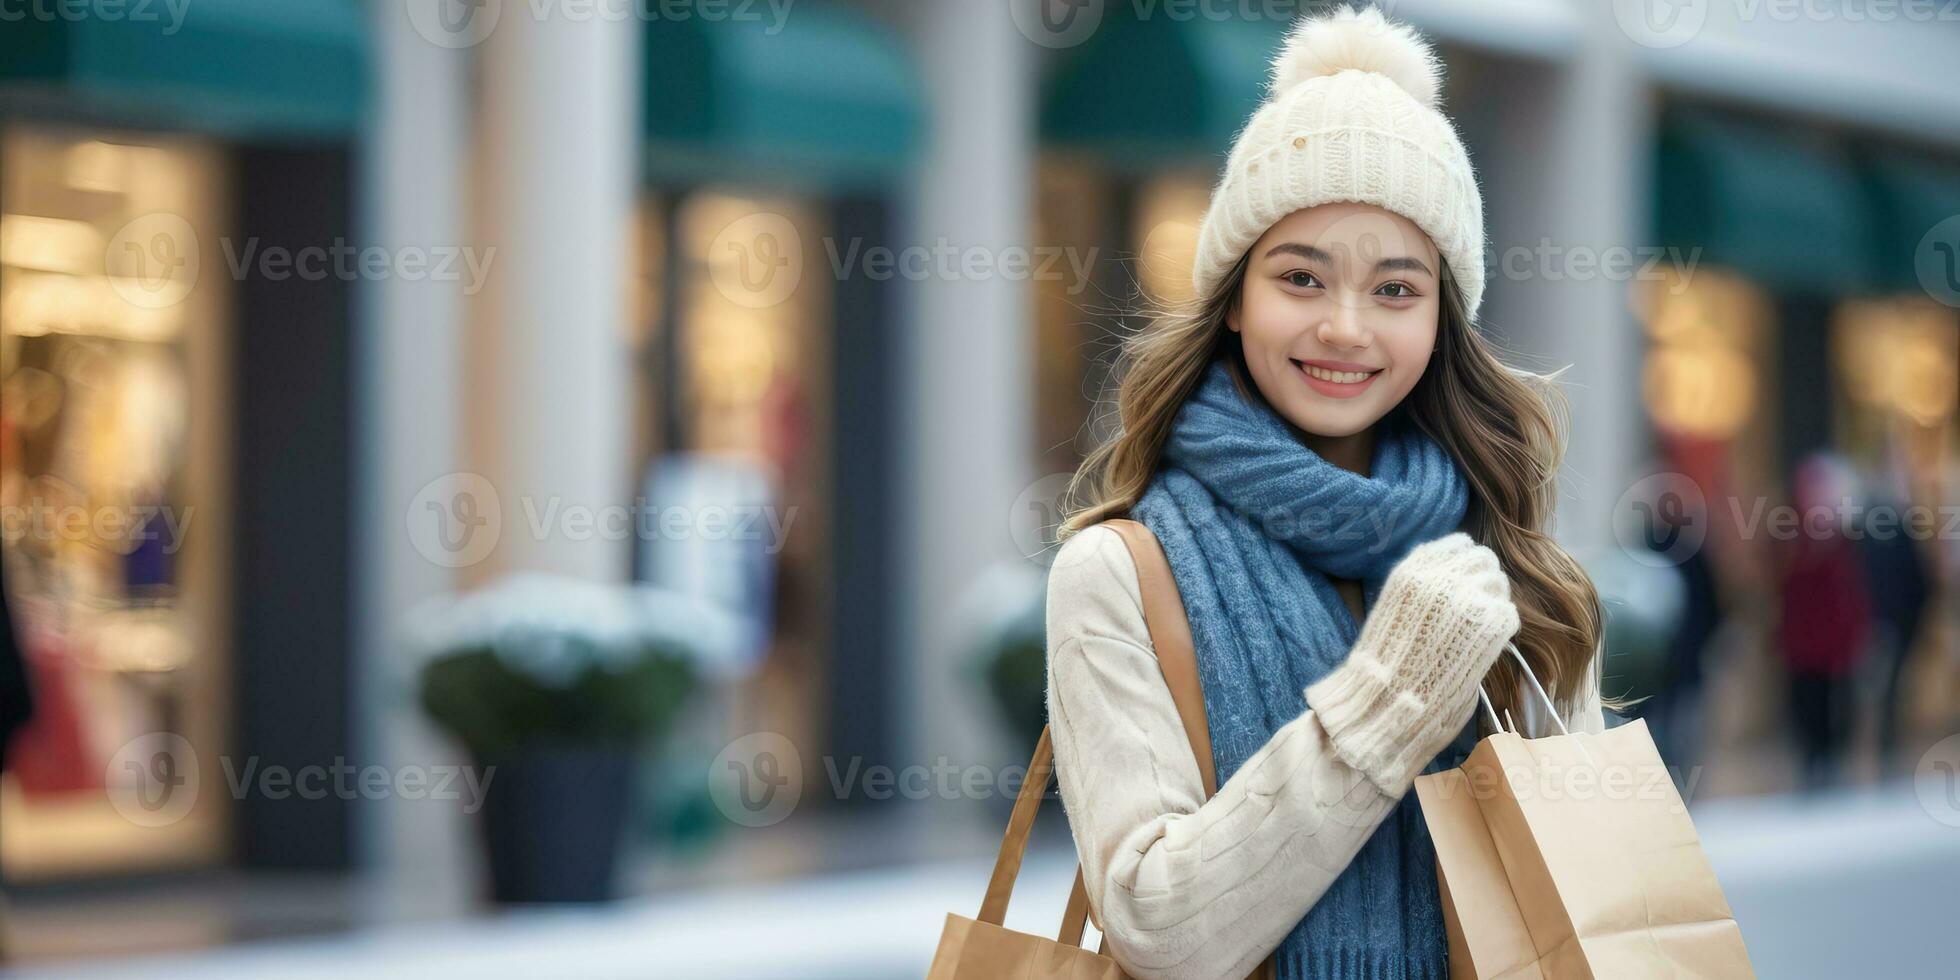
left=979, top=724, right=1062, bottom=927
left=982, top=724, right=1104, bottom=952
left=1103, top=519, right=1217, bottom=795
left=1088, top=519, right=1274, bottom=979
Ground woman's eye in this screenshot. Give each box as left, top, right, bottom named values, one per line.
left=1376, top=281, right=1416, bottom=299
left=1284, top=270, right=1322, bottom=289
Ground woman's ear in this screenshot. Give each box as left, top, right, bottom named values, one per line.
left=1225, top=304, right=1241, bottom=333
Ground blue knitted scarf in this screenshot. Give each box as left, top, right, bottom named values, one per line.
left=1131, top=358, right=1470, bottom=980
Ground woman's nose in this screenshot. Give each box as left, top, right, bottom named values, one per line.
left=1316, top=301, right=1371, bottom=349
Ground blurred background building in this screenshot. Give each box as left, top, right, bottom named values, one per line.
left=0, top=1, right=1956, bottom=977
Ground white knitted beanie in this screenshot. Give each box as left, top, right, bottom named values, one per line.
left=1191, top=5, right=1486, bottom=317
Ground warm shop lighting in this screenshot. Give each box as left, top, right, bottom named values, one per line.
left=0, top=213, right=104, bottom=276
left=1833, top=297, right=1959, bottom=427
left=1133, top=175, right=1209, bottom=306
left=1639, top=264, right=1767, bottom=440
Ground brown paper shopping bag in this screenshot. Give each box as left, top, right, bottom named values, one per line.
left=925, top=724, right=1129, bottom=979
left=1413, top=765, right=1544, bottom=980
left=1417, top=645, right=1754, bottom=979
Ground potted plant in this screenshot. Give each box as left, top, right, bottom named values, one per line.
left=413, top=573, right=730, bottom=903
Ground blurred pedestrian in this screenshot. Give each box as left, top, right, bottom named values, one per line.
left=1775, top=453, right=1871, bottom=792
left=1642, top=499, right=1723, bottom=780
left=1852, top=461, right=1932, bottom=777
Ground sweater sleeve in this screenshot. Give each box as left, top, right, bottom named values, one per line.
left=1044, top=525, right=1404, bottom=980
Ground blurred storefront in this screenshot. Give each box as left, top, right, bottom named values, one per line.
left=0, top=3, right=366, bottom=880
left=633, top=8, right=922, bottom=807
left=1034, top=9, right=1280, bottom=477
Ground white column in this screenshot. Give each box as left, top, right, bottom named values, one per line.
left=894, top=1, right=1037, bottom=802
left=1477, top=14, right=1647, bottom=555
left=468, top=4, right=639, bottom=583
left=357, top=0, right=469, bottom=909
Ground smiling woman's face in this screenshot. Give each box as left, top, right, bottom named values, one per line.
left=1228, top=201, right=1442, bottom=442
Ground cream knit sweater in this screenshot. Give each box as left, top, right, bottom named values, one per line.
left=1044, top=524, right=1603, bottom=980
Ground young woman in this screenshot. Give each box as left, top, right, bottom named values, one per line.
left=1044, top=8, right=1607, bottom=979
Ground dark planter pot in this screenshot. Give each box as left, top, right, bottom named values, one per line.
left=474, top=744, right=636, bottom=904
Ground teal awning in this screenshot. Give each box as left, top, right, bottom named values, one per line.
left=1041, top=12, right=1285, bottom=169
left=0, top=0, right=365, bottom=139
left=1654, top=110, right=1874, bottom=295
left=1858, top=151, right=1960, bottom=295
left=643, top=9, right=923, bottom=188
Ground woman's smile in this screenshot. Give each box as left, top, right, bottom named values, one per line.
left=1293, top=357, right=1383, bottom=398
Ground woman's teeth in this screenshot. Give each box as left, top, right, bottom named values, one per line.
left=1301, top=364, right=1376, bottom=384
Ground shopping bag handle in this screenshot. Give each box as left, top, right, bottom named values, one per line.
left=1476, top=642, right=1567, bottom=737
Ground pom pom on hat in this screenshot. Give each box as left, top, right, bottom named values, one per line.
left=1193, top=5, right=1485, bottom=315
left=1268, top=4, right=1441, bottom=110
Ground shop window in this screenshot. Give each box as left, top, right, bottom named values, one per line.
left=632, top=190, right=833, bottom=809
left=1, top=127, right=230, bottom=879
left=1830, top=296, right=1959, bottom=497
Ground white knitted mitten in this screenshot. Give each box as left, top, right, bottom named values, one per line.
left=1304, top=532, right=1519, bottom=796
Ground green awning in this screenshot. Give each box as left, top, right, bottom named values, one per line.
left=1654, top=110, right=1873, bottom=295
left=1858, top=151, right=1960, bottom=295
left=643, top=9, right=923, bottom=189
left=0, top=0, right=365, bottom=139
left=1041, top=12, right=1285, bottom=169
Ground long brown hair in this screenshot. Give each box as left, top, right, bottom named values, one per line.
left=1060, top=251, right=1604, bottom=720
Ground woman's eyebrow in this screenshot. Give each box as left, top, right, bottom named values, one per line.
left=1262, top=242, right=1434, bottom=277
left=1262, top=242, right=1332, bottom=264
left=1375, top=255, right=1434, bottom=276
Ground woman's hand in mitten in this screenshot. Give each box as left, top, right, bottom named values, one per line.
left=1304, top=532, right=1520, bottom=795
